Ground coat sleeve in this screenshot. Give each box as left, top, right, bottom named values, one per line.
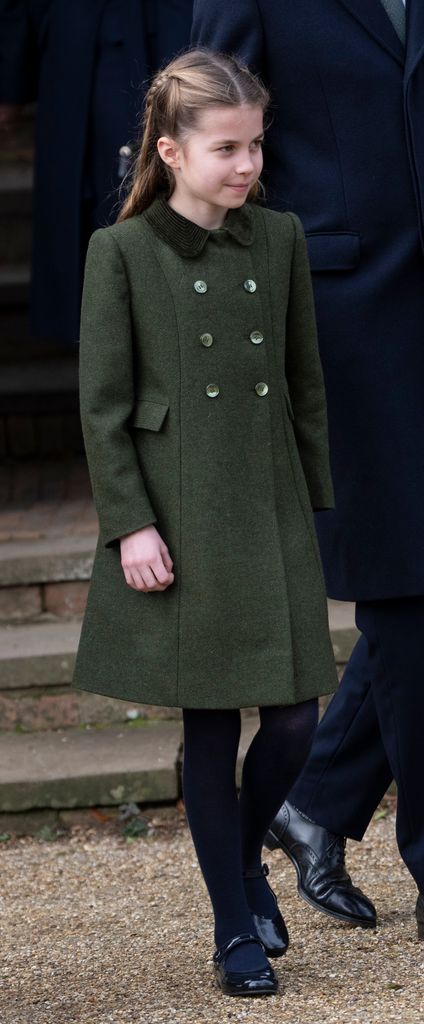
left=79, top=228, right=157, bottom=547
left=191, top=0, right=265, bottom=76
left=284, top=213, right=335, bottom=511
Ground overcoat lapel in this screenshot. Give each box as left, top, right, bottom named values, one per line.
left=336, top=0, right=404, bottom=65
left=405, top=0, right=424, bottom=82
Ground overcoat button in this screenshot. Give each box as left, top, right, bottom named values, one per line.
left=200, top=332, right=214, bottom=347
left=255, top=382, right=269, bottom=397
left=194, top=280, right=208, bottom=293
left=206, top=384, right=220, bottom=398
left=243, top=279, right=257, bottom=293
left=250, top=331, right=264, bottom=344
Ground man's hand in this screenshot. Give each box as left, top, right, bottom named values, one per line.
left=120, top=525, right=174, bottom=592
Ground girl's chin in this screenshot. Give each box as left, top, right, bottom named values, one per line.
left=224, top=189, right=251, bottom=204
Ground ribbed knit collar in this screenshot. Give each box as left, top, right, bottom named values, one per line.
left=144, top=196, right=255, bottom=257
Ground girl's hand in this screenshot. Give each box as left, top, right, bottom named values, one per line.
left=120, top=526, right=174, bottom=592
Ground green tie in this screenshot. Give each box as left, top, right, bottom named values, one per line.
left=379, top=0, right=406, bottom=45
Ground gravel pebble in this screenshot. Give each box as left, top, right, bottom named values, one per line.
left=0, top=803, right=423, bottom=1023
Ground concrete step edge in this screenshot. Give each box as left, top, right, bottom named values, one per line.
left=0, top=357, right=79, bottom=396
left=0, top=619, right=81, bottom=688
left=0, top=536, right=97, bottom=586
left=0, top=720, right=183, bottom=811
left=0, top=166, right=33, bottom=192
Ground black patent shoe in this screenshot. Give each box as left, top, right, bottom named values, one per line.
left=416, top=893, right=424, bottom=940
left=213, top=933, right=278, bottom=997
left=244, top=864, right=289, bottom=957
left=265, top=801, right=376, bottom=929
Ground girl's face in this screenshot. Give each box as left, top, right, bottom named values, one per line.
left=159, top=104, right=264, bottom=228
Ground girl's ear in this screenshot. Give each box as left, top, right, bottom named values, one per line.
left=157, top=136, right=181, bottom=169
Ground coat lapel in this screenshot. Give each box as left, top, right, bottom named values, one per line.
left=405, top=0, right=424, bottom=81
left=336, top=0, right=404, bottom=66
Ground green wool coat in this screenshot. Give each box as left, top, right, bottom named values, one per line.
left=74, top=197, right=338, bottom=708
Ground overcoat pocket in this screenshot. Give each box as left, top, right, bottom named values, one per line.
left=131, top=400, right=169, bottom=431
left=305, top=232, right=360, bottom=271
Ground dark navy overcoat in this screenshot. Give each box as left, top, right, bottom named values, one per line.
left=0, top=0, right=193, bottom=342
left=192, top=0, right=424, bottom=601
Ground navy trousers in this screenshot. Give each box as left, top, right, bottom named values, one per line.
left=289, top=597, right=424, bottom=894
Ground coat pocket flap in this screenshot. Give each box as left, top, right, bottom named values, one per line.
left=131, top=400, right=169, bottom=431
left=305, top=232, right=360, bottom=271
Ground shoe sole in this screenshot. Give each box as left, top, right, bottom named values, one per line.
left=266, top=828, right=376, bottom=930
left=215, top=980, right=278, bottom=997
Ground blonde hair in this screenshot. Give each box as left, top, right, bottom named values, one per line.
left=117, top=48, right=269, bottom=221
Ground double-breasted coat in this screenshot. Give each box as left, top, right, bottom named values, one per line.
left=192, top=0, right=424, bottom=602
left=74, top=198, right=338, bottom=708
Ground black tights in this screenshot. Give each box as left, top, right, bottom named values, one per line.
left=182, top=700, right=318, bottom=963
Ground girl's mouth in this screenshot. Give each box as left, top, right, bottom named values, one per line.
left=226, top=182, right=252, bottom=191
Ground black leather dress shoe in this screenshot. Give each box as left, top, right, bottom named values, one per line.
left=244, top=863, right=289, bottom=957
left=416, top=893, right=424, bottom=939
left=265, top=801, right=376, bottom=929
left=213, top=933, right=278, bottom=996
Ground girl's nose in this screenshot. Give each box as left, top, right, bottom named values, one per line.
left=235, top=151, right=256, bottom=174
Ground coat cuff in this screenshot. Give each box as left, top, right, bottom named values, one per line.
left=101, top=511, right=158, bottom=549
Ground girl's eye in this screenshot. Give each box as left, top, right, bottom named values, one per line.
left=218, top=140, right=263, bottom=153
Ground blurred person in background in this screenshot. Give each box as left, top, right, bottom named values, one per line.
left=0, top=0, right=193, bottom=343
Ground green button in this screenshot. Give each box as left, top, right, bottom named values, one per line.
left=250, top=331, right=263, bottom=345
left=200, top=333, right=214, bottom=347
left=206, top=384, right=220, bottom=398
left=243, top=279, right=257, bottom=293
left=255, top=382, right=269, bottom=397
left=194, top=280, right=207, bottom=294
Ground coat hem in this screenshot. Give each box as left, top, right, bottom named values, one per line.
left=72, top=678, right=337, bottom=710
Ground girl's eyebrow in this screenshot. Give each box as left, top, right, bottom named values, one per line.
left=212, top=134, right=265, bottom=144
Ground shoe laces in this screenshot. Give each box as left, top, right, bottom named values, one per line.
left=325, top=835, right=347, bottom=868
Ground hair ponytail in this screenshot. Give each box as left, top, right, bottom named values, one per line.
left=117, top=48, right=269, bottom=222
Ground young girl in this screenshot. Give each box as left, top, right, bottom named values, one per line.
left=74, top=48, right=338, bottom=997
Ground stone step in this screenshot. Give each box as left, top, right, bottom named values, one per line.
left=0, top=682, right=181, bottom=733
left=0, top=356, right=79, bottom=396
left=0, top=166, right=32, bottom=265
left=0, top=533, right=95, bottom=621
left=0, top=620, right=81, bottom=689
left=0, top=264, right=30, bottom=306
left=0, top=535, right=96, bottom=587
left=0, top=353, right=80, bottom=422
left=0, top=720, right=183, bottom=812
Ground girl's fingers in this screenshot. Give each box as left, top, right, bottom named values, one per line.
left=129, top=567, right=147, bottom=591
left=122, top=566, right=133, bottom=588
left=141, top=566, right=157, bottom=589
left=153, top=557, right=174, bottom=585
left=161, top=546, right=174, bottom=573
left=122, top=560, right=174, bottom=591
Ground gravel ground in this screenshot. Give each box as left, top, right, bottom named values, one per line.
left=1, top=800, right=423, bottom=1024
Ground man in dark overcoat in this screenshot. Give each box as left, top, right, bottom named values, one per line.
left=0, top=0, right=193, bottom=343
left=192, top=0, right=424, bottom=936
